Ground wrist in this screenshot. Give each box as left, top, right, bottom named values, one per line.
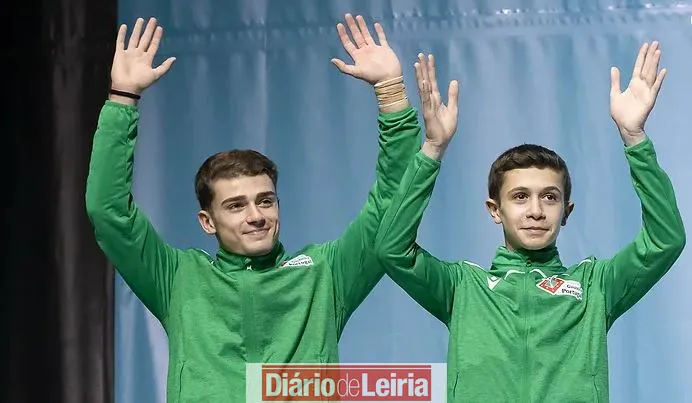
left=378, top=98, right=410, bottom=113
left=374, top=76, right=408, bottom=113
left=108, top=93, right=138, bottom=106
left=619, top=128, right=647, bottom=147
left=110, top=83, right=142, bottom=94
left=421, top=141, right=447, bottom=161
left=108, top=87, right=141, bottom=106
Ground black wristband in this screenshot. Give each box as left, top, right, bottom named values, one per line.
left=109, top=88, right=141, bottom=100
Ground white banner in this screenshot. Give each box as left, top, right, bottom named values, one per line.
left=246, top=363, right=448, bottom=403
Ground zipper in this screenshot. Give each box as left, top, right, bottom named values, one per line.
left=241, top=258, right=259, bottom=363
left=522, top=260, right=531, bottom=402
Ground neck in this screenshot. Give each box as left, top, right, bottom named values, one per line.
left=216, top=241, right=286, bottom=271
left=492, top=242, right=562, bottom=269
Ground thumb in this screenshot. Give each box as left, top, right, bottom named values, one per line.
left=154, top=57, right=176, bottom=80
left=610, top=67, right=621, bottom=97
left=331, top=58, right=357, bottom=76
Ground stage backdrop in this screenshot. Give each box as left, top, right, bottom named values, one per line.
left=114, top=1, right=692, bottom=402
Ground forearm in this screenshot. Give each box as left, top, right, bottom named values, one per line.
left=374, top=105, right=422, bottom=201
left=625, top=136, right=685, bottom=257
left=329, top=102, right=422, bottom=322
left=376, top=150, right=440, bottom=269
left=86, top=101, right=139, bottom=216
left=85, top=100, right=178, bottom=319
left=604, top=136, right=686, bottom=320
left=379, top=98, right=410, bottom=114
left=375, top=150, right=456, bottom=323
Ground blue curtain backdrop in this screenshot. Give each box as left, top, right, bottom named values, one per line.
left=114, top=1, right=692, bottom=402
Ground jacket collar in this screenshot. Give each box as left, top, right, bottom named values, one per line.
left=489, top=244, right=564, bottom=275
left=216, top=241, right=287, bottom=272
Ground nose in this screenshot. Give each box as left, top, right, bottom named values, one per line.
left=526, top=197, right=545, bottom=220
left=245, top=204, right=266, bottom=227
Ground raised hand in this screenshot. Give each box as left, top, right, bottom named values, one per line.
left=610, top=41, right=666, bottom=146
left=111, top=17, right=176, bottom=96
left=416, top=53, right=459, bottom=160
left=331, top=14, right=402, bottom=85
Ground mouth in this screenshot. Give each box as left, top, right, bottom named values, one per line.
left=522, top=227, right=549, bottom=232
left=244, top=228, right=269, bottom=236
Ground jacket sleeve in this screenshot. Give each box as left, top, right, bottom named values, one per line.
left=323, top=106, right=422, bottom=328
left=374, top=150, right=459, bottom=326
left=85, top=101, right=182, bottom=322
left=598, top=137, right=686, bottom=328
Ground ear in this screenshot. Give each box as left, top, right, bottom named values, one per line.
left=561, top=201, right=575, bottom=226
left=197, top=210, right=217, bottom=235
left=485, top=198, right=502, bottom=224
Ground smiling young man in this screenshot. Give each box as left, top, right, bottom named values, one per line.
left=374, top=44, right=686, bottom=402
left=194, top=150, right=282, bottom=257
left=86, top=15, right=423, bottom=402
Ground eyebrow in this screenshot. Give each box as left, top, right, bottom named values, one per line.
left=508, top=186, right=562, bottom=194
left=221, top=196, right=245, bottom=205
left=256, top=191, right=277, bottom=199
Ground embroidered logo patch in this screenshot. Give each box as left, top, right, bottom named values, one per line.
left=279, top=254, right=314, bottom=268
left=537, top=275, right=583, bottom=300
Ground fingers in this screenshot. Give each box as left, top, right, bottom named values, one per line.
left=418, top=53, right=430, bottom=89
left=336, top=23, right=357, bottom=59
left=427, top=54, right=441, bottom=109
left=138, top=17, right=158, bottom=51
left=128, top=18, right=145, bottom=49
left=153, top=57, right=177, bottom=79
left=374, top=23, right=388, bottom=47
left=447, top=80, right=460, bottom=112
left=610, top=66, right=621, bottom=97
left=355, top=15, right=375, bottom=46
left=345, top=14, right=366, bottom=48
left=147, top=26, right=164, bottom=58
left=416, top=53, right=457, bottom=113
left=116, top=24, right=127, bottom=51
left=331, top=58, right=357, bottom=76
left=414, top=63, right=433, bottom=112
left=651, top=68, right=667, bottom=97
left=414, top=61, right=431, bottom=111
left=414, top=60, right=424, bottom=95
left=641, top=41, right=660, bottom=85
left=631, top=42, right=648, bottom=78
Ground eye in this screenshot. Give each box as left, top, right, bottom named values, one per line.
left=226, top=203, right=244, bottom=211
left=258, top=198, right=275, bottom=207
left=544, top=193, right=559, bottom=202
left=513, top=192, right=528, bottom=201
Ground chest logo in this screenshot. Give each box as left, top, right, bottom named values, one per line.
left=537, top=275, right=583, bottom=301
left=279, top=254, right=314, bottom=268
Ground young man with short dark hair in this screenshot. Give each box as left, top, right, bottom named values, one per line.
left=374, top=43, right=686, bottom=402
left=86, top=14, right=423, bottom=402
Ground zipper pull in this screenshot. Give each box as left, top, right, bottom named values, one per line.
left=246, top=265, right=252, bottom=271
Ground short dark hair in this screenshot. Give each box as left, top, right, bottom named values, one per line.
left=194, top=150, right=278, bottom=211
left=488, top=144, right=571, bottom=204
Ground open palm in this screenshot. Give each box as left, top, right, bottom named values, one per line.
left=111, top=17, right=176, bottom=94
left=331, top=14, right=402, bottom=85
left=610, top=41, right=666, bottom=138
left=416, top=53, right=459, bottom=150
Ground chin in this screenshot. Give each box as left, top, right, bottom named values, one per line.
left=244, top=238, right=277, bottom=256
left=244, top=244, right=273, bottom=256
left=518, top=237, right=554, bottom=251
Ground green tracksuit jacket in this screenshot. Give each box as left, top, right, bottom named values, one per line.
left=85, top=100, right=422, bottom=402
left=374, top=138, right=686, bottom=402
